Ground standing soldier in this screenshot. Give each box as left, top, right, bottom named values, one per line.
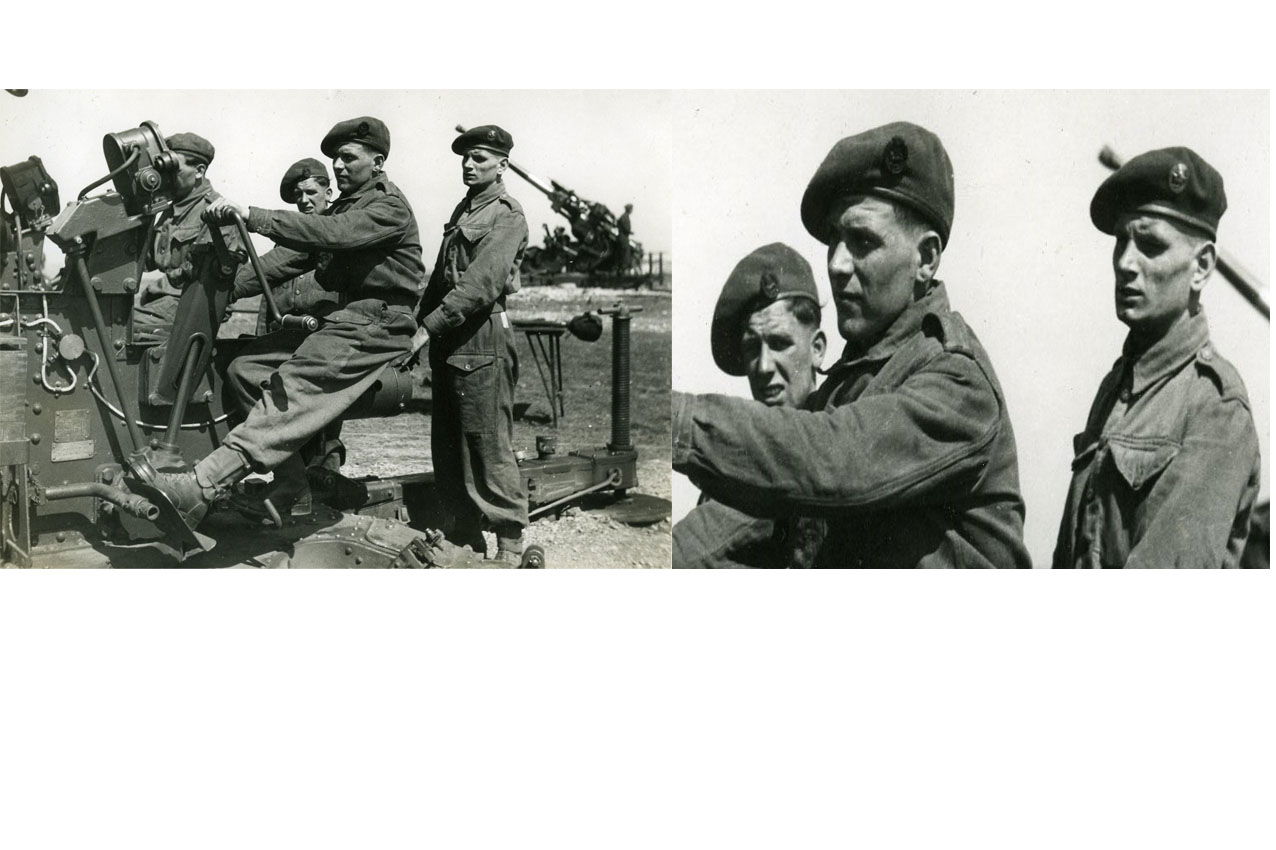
left=1053, top=147, right=1260, bottom=568
left=132, top=132, right=238, bottom=343
left=674, top=243, right=826, bottom=568
left=409, top=125, right=529, bottom=563
left=616, top=202, right=634, bottom=272
left=673, top=122, right=1031, bottom=568
left=138, top=116, right=424, bottom=530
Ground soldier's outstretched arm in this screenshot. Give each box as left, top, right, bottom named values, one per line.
left=206, top=195, right=413, bottom=252
left=672, top=354, right=1003, bottom=518
left=419, top=210, right=527, bottom=338
left=247, top=196, right=413, bottom=252
left=1124, top=397, right=1261, bottom=569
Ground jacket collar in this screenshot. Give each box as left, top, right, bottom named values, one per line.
left=336, top=171, right=390, bottom=203
left=1121, top=309, right=1210, bottom=395
left=168, top=178, right=214, bottom=221
left=833, top=281, right=950, bottom=369
left=464, top=179, right=505, bottom=213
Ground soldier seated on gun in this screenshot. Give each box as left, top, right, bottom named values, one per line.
left=132, top=133, right=238, bottom=343
left=673, top=243, right=826, bottom=568
left=225, top=158, right=346, bottom=485
left=139, top=116, right=424, bottom=530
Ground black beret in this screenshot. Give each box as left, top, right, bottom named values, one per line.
left=321, top=116, right=390, bottom=158
left=452, top=125, right=513, bottom=157
left=711, top=243, right=821, bottom=376
left=1090, top=146, right=1226, bottom=239
left=279, top=157, right=330, bottom=203
left=801, top=121, right=955, bottom=247
left=165, top=132, right=214, bottom=166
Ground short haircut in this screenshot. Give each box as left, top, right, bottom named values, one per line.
left=891, top=200, right=939, bottom=240
left=300, top=173, right=330, bottom=189
left=352, top=140, right=386, bottom=161
left=744, top=295, right=821, bottom=330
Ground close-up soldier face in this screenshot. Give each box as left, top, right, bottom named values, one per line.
left=171, top=152, right=205, bottom=201
left=293, top=177, right=331, bottom=214
left=1110, top=213, right=1212, bottom=336
left=825, top=195, right=929, bottom=350
left=331, top=142, right=381, bottom=194
left=461, top=147, right=507, bottom=189
left=740, top=298, right=826, bottom=408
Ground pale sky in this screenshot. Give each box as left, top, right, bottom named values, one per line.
left=0, top=90, right=672, bottom=264
left=672, top=90, right=1270, bottom=567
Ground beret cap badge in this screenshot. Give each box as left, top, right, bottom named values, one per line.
left=356, top=121, right=370, bottom=137
left=883, top=135, right=909, bottom=175
left=1168, top=162, right=1189, bottom=194
left=486, top=129, right=497, bottom=140
left=759, top=270, right=780, bottom=300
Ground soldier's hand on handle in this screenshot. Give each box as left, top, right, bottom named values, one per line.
left=136, top=270, right=179, bottom=304
left=203, top=197, right=251, bottom=224
left=394, top=325, right=431, bottom=372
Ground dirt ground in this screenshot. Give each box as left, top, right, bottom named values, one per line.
left=338, top=286, right=672, bottom=569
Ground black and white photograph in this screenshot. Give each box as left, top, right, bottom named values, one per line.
left=0, top=89, right=673, bottom=568
left=672, top=90, right=1269, bottom=568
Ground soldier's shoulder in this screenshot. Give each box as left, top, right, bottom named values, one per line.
left=497, top=191, right=526, bottom=217
left=921, top=308, right=983, bottom=359
left=1192, top=340, right=1252, bottom=408
left=376, top=177, right=411, bottom=203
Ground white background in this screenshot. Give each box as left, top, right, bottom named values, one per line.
left=1, top=3, right=1273, bottom=849
left=671, top=90, right=1269, bottom=566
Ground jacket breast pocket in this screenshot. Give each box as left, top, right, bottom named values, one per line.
left=445, top=353, right=498, bottom=434
left=1107, top=437, right=1179, bottom=491
left=162, top=228, right=203, bottom=281
left=458, top=222, right=493, bottom=245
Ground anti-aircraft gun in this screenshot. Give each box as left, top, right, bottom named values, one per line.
left=0, top=122, right=512, bottom=568
left=453, top=125, right=646, bottom=284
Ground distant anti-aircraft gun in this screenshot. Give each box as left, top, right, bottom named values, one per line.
left=453, top=124, right=643, bottom=279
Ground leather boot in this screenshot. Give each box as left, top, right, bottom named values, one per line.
left=141, top=445, right=251, bottom=529
left=491, top=527, right=525, bottom=567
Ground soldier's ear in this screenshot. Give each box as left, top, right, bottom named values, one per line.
left=811, top=328, right=827, bottom=369
left=1190, top=240, right=1217, bottom=293
left=915, top=230, right=942, bottom=285
left=498, top=157, right=509, bottom=175
left=372, top=153, right=386, bottom=173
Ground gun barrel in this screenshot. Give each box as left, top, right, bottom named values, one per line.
left=1098, top=145, right=1269, bottom=320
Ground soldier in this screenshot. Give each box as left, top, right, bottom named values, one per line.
left=616, top=203, right=634, bottom=271
left=132, top=133, right=237, bottom=343
left=673, top=243, right=826, bottom=568
left=1053, top=147, right=1260, bottom=568
left=226, top=157, right=345, bottom=494
left=407, top=124, right=529, bottom=563
left=672, top=122, right=1031, bottom=568
left=139, top=116, right=424, bottom=530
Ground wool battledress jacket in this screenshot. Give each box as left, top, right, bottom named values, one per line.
left=673, top=282, right=1032, bottom=568
left=1053, top=310, right=1260, bottom=569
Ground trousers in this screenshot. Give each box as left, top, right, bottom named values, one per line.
left=222, top=306, right=415, bottom=470
left=429, top=311, right=528, bottom=542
